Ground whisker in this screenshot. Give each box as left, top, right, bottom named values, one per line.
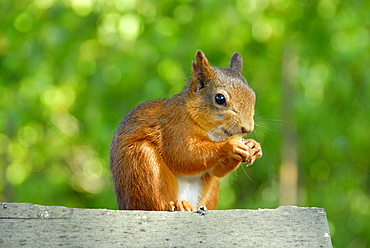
left=255, top=124, right=277, bottom=133
left=254, top=108, right=281, bottom=118
left=239, top=163, right=256, bottom=182
left=255, top=118, right=282, bottom=123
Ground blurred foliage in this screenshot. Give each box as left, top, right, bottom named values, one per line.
left=0, top=0, right=369, bottom=247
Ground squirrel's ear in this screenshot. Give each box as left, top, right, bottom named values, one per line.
left=230, top=53, right=243, bottom=74
left=191, top=50, right=213, bottom=92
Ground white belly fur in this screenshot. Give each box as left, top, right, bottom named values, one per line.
left=176, top=174, right=204, bottom=207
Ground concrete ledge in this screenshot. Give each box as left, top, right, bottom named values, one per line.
left=0, top=203, right=332, bottom=247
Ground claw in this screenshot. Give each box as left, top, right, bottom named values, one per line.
left=169, top=201, right=176, bottom=211
left=169, top=200, right=195, bottom=211
left=242, top=139, right=262, bottom=166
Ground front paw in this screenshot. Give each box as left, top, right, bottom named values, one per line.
left=243, top=139, right=262, bottom=166
left=223, top=139, right=252, bottom=161
left=169, top=200, right=195, bottom=211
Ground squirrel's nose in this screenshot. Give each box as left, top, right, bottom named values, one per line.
left=241, top=124, right=254, bottom=134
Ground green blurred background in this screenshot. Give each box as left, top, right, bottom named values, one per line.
left=0, top=0, right=369, bottom=247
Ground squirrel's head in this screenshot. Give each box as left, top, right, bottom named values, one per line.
left=186, top=50, right=256, bottom=142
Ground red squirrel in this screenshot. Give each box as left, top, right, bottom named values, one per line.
left=110, top=50, right=262, bottom=211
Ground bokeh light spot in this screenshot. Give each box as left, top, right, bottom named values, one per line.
left=252, top=19, right=272, bottom=42
left=70, top=0, right=93, bottom=17
left=6, top=162, right=29, bottom=185
left=174, top=5, right=194, bottom=24
left=118, top=14, right=142, bottom=42
left=34, top=0, right=57, bottom=9
left=14, top=12, right=33, bottom=32
left=317, top=0, right=336, bottom=20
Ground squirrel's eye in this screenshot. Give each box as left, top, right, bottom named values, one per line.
left=215, top=94, right=227, bottom=106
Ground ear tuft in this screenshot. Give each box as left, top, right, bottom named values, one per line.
left=230, top=52, right=243, bottom=74
left=191, top=50, right=213, bottom=92
left=192, top=50, right=212, bottom=75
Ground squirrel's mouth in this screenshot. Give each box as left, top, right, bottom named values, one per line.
left=222, top=129, right=233, bottom=137
left=223, top=128, right=244, bottom=137
left=207, top=128, right=229, bottom=142
left=208, top=128, right=241, bottom=142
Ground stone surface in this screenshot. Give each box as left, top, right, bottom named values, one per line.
left=0, top=203, right=332, bottom=247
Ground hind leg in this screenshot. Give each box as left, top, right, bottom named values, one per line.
left=197, top=173, right=219, bottom=210
left=111, top=140, right=178, bottom=211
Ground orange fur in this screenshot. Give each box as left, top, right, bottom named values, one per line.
left=110, top=50, right=262, bottom=211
